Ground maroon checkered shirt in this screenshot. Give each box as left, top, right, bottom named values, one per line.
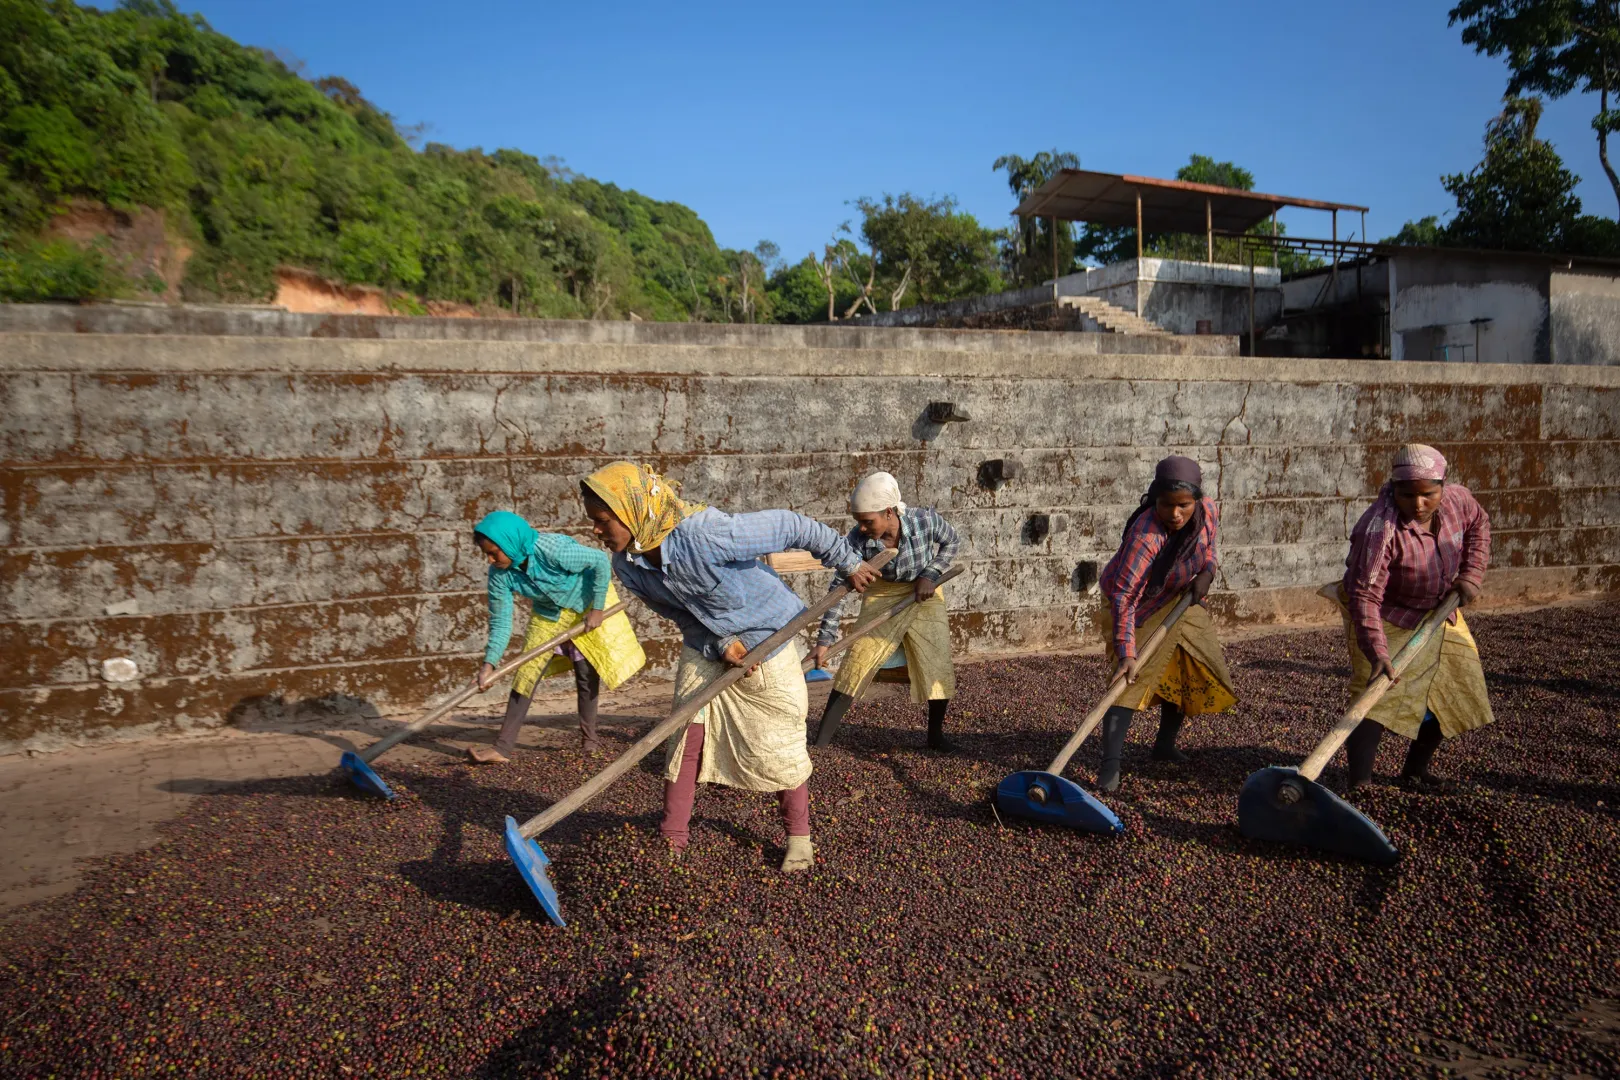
left=1344, top=484, right=1491, bottom=662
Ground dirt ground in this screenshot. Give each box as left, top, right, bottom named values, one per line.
left=1, top=602, right=1615, bottom=1078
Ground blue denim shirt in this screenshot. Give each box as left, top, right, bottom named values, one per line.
left=612, top=508, right=862, bottom=661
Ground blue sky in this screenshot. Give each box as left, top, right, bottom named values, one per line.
left=175, top=0, right=1617, bottom=261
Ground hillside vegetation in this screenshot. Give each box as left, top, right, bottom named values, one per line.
left=0, top=0, right=778, bottom=318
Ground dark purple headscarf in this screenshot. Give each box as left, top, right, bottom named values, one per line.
left=1121, top=455, right=1209, bottom=592
left=1155, top=455, right=1203, bottom=489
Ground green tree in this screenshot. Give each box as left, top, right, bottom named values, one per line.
left=0, top=0, right=773, bottom=316
left=852, top=193, right=1002, bottom=309
left=1450, top=0, right=1620, bottom=216
left=992, top=149, right=1079, bottom=284
left=1381, top=216, right=1445, bottom=246
left=1441, top=96, right=1584, bottom=250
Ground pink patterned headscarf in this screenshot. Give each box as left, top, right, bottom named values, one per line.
left=1391, top=444, right=1447, bottom=484
left=1346, top=444, right=1458, bottom=593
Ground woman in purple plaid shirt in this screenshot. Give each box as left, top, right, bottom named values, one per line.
left=1094, top=455, right=1237, bottom=792
left=1334, top=443, right=1493, bottom=794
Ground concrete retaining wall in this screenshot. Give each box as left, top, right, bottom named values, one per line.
left=1550, top=270, right=1620, bottom=366
left=4, top=309, right=1619, bottom=752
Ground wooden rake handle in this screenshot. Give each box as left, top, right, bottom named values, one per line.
left=803, top=564, right=965, bottom=670
left=1046, top=592, right=1196, bottom=777
left=360, top=596, right=636, bottom=764
left=1296, top=592, right=1462, bottom=783
left=517, top=548, right=898, bottom=840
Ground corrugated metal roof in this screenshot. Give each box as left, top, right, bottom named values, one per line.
left=1013, top=169, right=1368, bottom=232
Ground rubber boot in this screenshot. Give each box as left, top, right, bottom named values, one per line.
left=577, top=692, right=602, bottom=753
left=1151, top=702, right=1189, bottom=763
left=575, top=658, right=603, bottom=753
left=1398, top=713, right=1452, bottom=793
left=1344, top=718, right=1384, bottom=791
left=781, top=835, right=814, bottom=873
left=926, top=699, right=953, bottom=751
left=813, top=691, right=855, bottom=747
left=1095, top=706, right=1135, bottom=793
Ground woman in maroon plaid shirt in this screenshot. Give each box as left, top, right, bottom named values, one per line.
left=1333, top=443, right=1493, bottom=794
left=1093, top=455, right=1237, bottom=792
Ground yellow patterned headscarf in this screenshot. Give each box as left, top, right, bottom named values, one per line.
left=583, top=461, right=706, bottom=553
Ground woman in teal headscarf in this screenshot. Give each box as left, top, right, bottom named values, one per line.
left=469, top=511, right=646, bottom=762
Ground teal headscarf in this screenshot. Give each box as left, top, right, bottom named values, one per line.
left=474, top=511, right=537, bottom=568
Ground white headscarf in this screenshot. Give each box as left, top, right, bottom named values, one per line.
left=850, top=471, right=907, bottom=515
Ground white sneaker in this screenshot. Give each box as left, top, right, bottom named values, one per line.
left=781, top=835, right=814, bottom=873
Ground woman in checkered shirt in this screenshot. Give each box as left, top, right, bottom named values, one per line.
left=467, top=511, right=647, bottom=764
left=1334, top=444, right=1493, bottom=794
left=808, top=472, right=962, bottom=751
left=1094, top=455, right=1236, bottom=793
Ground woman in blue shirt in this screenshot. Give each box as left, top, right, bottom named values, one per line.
left=468, top=511, right=646, bottom=763
left=580, top=462, right=874, bottom=873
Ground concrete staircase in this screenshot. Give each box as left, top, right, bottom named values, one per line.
left=1060, top=295, right=1172, bottom=336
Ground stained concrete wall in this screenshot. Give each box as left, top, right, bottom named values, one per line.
left=1388, top=253, right=1550, bottom=365
left=4, top=310, right=1619, bottom=753
left=1550, top=270, right=1620, bottom=365
left=853, top=258, right=1281, bottom=339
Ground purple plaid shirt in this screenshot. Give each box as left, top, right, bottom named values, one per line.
left=1099, top=498, right=1219, bottom=660
left=1344, top=484, right=1491, bottom=662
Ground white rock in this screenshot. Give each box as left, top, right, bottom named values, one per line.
left=101, top=657, right=140, bottom=683
left=104, top=599, right=140, bottom=616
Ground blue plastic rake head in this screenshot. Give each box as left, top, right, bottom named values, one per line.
left=994, top=771, right=1124, bottom=834
left=504, top=816, right=566, bottom=927
left=1237, top=766, right=1399, bottom=865
left=340, top=751, right=396, bottom=800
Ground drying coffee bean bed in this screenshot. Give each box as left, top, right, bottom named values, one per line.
left=2, top=602, right=1616, bottom=1078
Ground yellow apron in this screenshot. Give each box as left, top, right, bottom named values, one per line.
left=1329, top=583, right=1493, bottom=740
left=664, top=644, right=812, bottom=792
left=1100, top=599, right=1237, bottom=715
left=831, top=579, right=956, bottom=703
left=511, top=583, right=645, bottom=696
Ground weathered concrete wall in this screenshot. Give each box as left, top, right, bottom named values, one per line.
left=847, top=259, right=1283, bottom=342
left=1388, top=253, right=1550, bottom=364
left=1550, top=270, right=1620, bottom=365
left=4, top=311, right=1619, bottom=753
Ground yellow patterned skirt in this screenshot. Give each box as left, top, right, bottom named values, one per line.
left=1100, top=599, right=1237, bottom=715
left=1329, top=583, right=1493, bottom=740
left=511, top=583, right=646, bottom=697
left=831, top=578, right=956, bottom=703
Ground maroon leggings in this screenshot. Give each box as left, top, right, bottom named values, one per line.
left=660, top=722, right=810, bottom=849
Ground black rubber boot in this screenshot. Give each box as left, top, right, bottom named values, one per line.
left=926, top=699, right=953, bottom=751
left=813, top=691, right=855, bottom=747
left=1095, top=706, right=1135, bottom=793
left=575, top=659, right=603, bottom=752
left=1344, top=718, right=1384, bottom=791
left=1398, top=714, right=1451, bottom=793
left=1151, top=702, right=1189, bottom=763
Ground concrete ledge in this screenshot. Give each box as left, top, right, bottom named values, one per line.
left=7, top=331, right=1620, bottom=386
left=0, top=303, right=1231, bottom=356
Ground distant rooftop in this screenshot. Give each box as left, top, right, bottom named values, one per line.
left=1013, top=169, right=1368, bottom=233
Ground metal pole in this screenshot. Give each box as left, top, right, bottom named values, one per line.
left=1135, top=190, right=1143, bottom=260
left=1248, top=247, right=1256, bottom=358
left=1271, top=208, right=1278, bottom=268
left=1328, top=209, right=1340, bottom=307
left=1051, top=215, right=1059, bottom=302
left=1135, top=190, right=1144, bottom=317
left=1206, top=197, right=1213, bottom=263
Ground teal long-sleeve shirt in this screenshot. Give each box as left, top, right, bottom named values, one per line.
left=484, top=533, right=612, bottom=665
